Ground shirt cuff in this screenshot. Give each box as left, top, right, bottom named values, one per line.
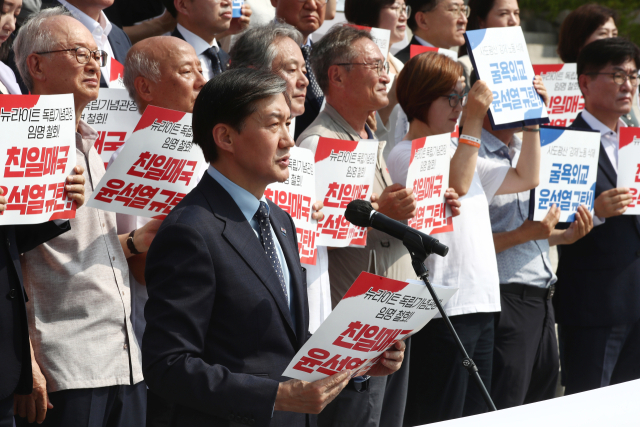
left=593, top=216, right=605, bottom=227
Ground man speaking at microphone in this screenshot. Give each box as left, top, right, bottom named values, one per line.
left=142, top=68, right=405, bottom=427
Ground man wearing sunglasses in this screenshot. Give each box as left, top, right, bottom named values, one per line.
left=396, top=0, right=469, bottom=64
left=12, top=9, right=159, bottom=426
left=555, top=37, right=640, bottom=395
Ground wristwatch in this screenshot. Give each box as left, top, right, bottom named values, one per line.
left=127, top=230, right=142, bottom=255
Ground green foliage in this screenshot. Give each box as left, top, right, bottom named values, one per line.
left=518, top=0, right=640, bottom=45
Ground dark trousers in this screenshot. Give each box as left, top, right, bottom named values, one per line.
left=559, top=315, right=640, bottom=395
left=0, top=395, right=13, bottom=427
left=15, top=382, right=146, bottom=427
left=404, top=312, right=494, bottom=426
left=491, top=290, right=558, bottom=409
left=318, top=338, right=410, bottom=427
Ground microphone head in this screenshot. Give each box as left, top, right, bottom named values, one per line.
left=345, top=199, right=374, bottom=228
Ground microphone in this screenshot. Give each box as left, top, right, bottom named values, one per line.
left=345, top=199, right=449, bottom=257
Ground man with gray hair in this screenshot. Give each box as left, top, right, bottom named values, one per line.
left=297, top=25, right=412, bottom=427
left=13, top=8, right=159, bottom=426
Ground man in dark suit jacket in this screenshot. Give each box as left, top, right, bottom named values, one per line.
left=555, top=37, right=640, bottom=395
left=142, top=69, right=355, bottom=427
left=41, top=0, right=132, bottom=88
left=168, top=0, right=232, bottom=80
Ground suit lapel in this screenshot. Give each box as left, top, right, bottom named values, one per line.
left=197, top=174, right=296, bottom=337
left=172, top=28, right=186, bottom=41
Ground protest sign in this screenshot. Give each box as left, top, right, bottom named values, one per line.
left=405, top=134, right=453, bottom=234
left=346, top=24, right=391, bottom=57
left=314, top=137, right=378, bottom=247
left=0, top=94, right=77, bottom=224
left=265, top=146, right=318, bottom=265
left=232, top=0, right=244, bottom=17
left=283, top=272, right=457, bottom=381
left=533, top=63, right=583, bottom=127
left=86, top=105, right=207, bottom=219
left=410, top=44, right=458, bottom=61
left=529, top=126, right=600, bottom=222
left=617, top=127, right=640, bottom=214
left=108, top=58, right=125, bottom=88
left=81, top=88, right=140, bottom=169
left=464, top=26, right=550, bottom=130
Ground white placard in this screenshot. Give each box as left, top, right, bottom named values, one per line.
left=314, top=137, right=378, bottom=247
left=465, top=26, right=549, bottom=129
left=529, top=127, right=600, bottom=222
left=86, top=105, right=206, bottom=219
left=0, top=94, right=77, bottom=224
left=533, top=63, right=584, bottom=128
left=265, top=146, right=318, bottom=265
left=80, top=88, right=141, bottom=169
left=617, top=127, right=640, bottom=214
left=108, top=58, right=126, bottom=89
left=405, top=134, right=453, bottom=234
left=283, top=272, right=457, bottom=382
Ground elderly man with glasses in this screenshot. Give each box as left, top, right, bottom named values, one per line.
left=297, top=25, right=410, bottom=427
left=12, top=8, right=160, bottom=426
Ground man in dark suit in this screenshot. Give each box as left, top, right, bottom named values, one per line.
left=142, top=68, right=405, bottom=427
left=555, top=37, right=640, bottom=395
left=272, top=0, right=326, bottom=140
left=42, top=0, right=132, bottom=87
left=168, top=0, right=232, bottom=80
left=396, top=0, right=468, bottom=64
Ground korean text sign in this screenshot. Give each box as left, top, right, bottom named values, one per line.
left=86, top=105, right=207, bottom=219
left=265, top=146, right=318, bottom=265
left=464, top=26, right=550, bottom=129
left=405, top=134, right=453, bottom=234
left=345, top=24, right=391, bottom=57
left=314, top=137, right=378, bottom=247
left=617, top=127, right=640, bottom=214
left=529, top=127, right=600, bottom=222
left=81, top=88, right=141, bottom=169
left=0, top=94, right=77, bottom=224
left=533, top=63, right=583, bottom=128
left=283, top=272, right=457, bottom=381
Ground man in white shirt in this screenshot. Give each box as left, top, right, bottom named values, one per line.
left=171, top=0, right=233, bottom=80
left=556, top=37, right=640, bottom=395
left=396, top=0, right=468, bottom=64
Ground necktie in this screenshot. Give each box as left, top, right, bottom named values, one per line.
left=254, top=201, right=288, bottom=301
left=300, top=44, right=324, bottom=111
left=204, top=46, right=223, bottom=77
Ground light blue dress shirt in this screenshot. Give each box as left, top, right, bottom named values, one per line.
left=207, top=165, right=293, bottom=312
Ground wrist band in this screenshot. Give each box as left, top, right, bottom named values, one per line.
left=127, top=230, right=142, bottom=255
left=522, top=126, right=540, bottom=132
left=460, top=134, right=481, bottom=144
left=459, top=134, right=481, bottom=148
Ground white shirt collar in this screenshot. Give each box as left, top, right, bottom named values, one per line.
left=177, top=23, right=219, bottom=55
left=59, top=0, right=112, bottom=39
left=581, top=108, right=626, bottom=138
left=414, top=35, right=435, bottom=48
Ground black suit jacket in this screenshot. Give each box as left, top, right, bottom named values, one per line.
left=395, top=36, right=421, bottom=65
left=143, top=173, right=311, bottom=427
left=171, top=28, right=230, bottom=74
left=554, top=112, right=640, bottom=327
left=294, top=42, right=323, bottom=141
left=0, top=222, right=70, bottom=399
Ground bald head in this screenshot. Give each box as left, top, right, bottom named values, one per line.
left=124, top=36, right=206, bottom=114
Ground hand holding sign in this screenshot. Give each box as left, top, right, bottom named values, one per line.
left=445, top=188, right=461, bottom=217
left=371, top=183, right=417, bottom=221
left=365, top=339, right=406, bottom=377
left=558, top=205, right=593, bottom=245
left=465, top=80, right=494, bottom=125
left=65, top=165, right=86, bottom=208
left=312, top=201, right=324, bottom=221
left=533, top=75, right=549, bottom=107
left=594, top=187, right=632, bottom=218
left=274, top=370, right=352, bottom=414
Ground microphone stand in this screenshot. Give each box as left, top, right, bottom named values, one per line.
left=403, top=231, right=497, bottom=412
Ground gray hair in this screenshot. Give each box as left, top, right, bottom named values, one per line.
left=310, top=25, right=373, bottom=93
left=14, top=7, right=73, bottom=92
left=124, top=49, right=161, bottom=110
left=229, top=20, right=304, bottom=72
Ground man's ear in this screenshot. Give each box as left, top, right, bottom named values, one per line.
left=212, top=123, right=235, bottom=157
left=415, top=11, right=430, bottom=32
left=26, top=53, right=46, bottom=85
left=578, top=73, right=591, bottom=98
left=174, top=0, right=189, bottom=16
left=327, top=64, right=344, bottom=91
left=134, top=76, right=154, bottom=103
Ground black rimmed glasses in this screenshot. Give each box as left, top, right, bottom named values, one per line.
left=585, top=71, right=639, bottom=87
left=335, top=60, right=390, bottom=76
left=386, top=3, right=411, bottom=18
left=443, top=92, right=468, bottom=108
left=36, top=47, right=108, bottom=67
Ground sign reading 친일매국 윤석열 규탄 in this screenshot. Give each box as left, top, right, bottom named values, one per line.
left=617, top=127, right=640, bottom=215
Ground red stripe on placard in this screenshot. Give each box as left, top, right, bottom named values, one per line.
left=410, top=45, right=439, bottom=59
left=133, top=105, right=187, bottom=132
left=409, top=137, right=426, bottom=165
left=110, top=58, right=124, bottom=82
left=431, top=216, right=454, bottom=234
left=49, top=208, right=76, bottom=221
left=0, top=95, right=40, bottom=110
left=532, top=64, right=565, bottom=75
left=343, top=271, right=409, bottom=299
left=314, top=137, right=359, bottom=163
left=619, top=127, right=640, bottom=150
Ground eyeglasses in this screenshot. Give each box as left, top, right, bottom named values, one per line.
left=335, top=60, right=390, bottom=76
left=385, top=3, right=411, bottom=18
left=36, top=47, right=108, bottom=67
left=585, top=71, right=639, bottom=87
left=296, top=0, right=326, bottom=6
left=443, top=92, right=467, bottom=107
left=433, top=3, right=470, bottom=18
